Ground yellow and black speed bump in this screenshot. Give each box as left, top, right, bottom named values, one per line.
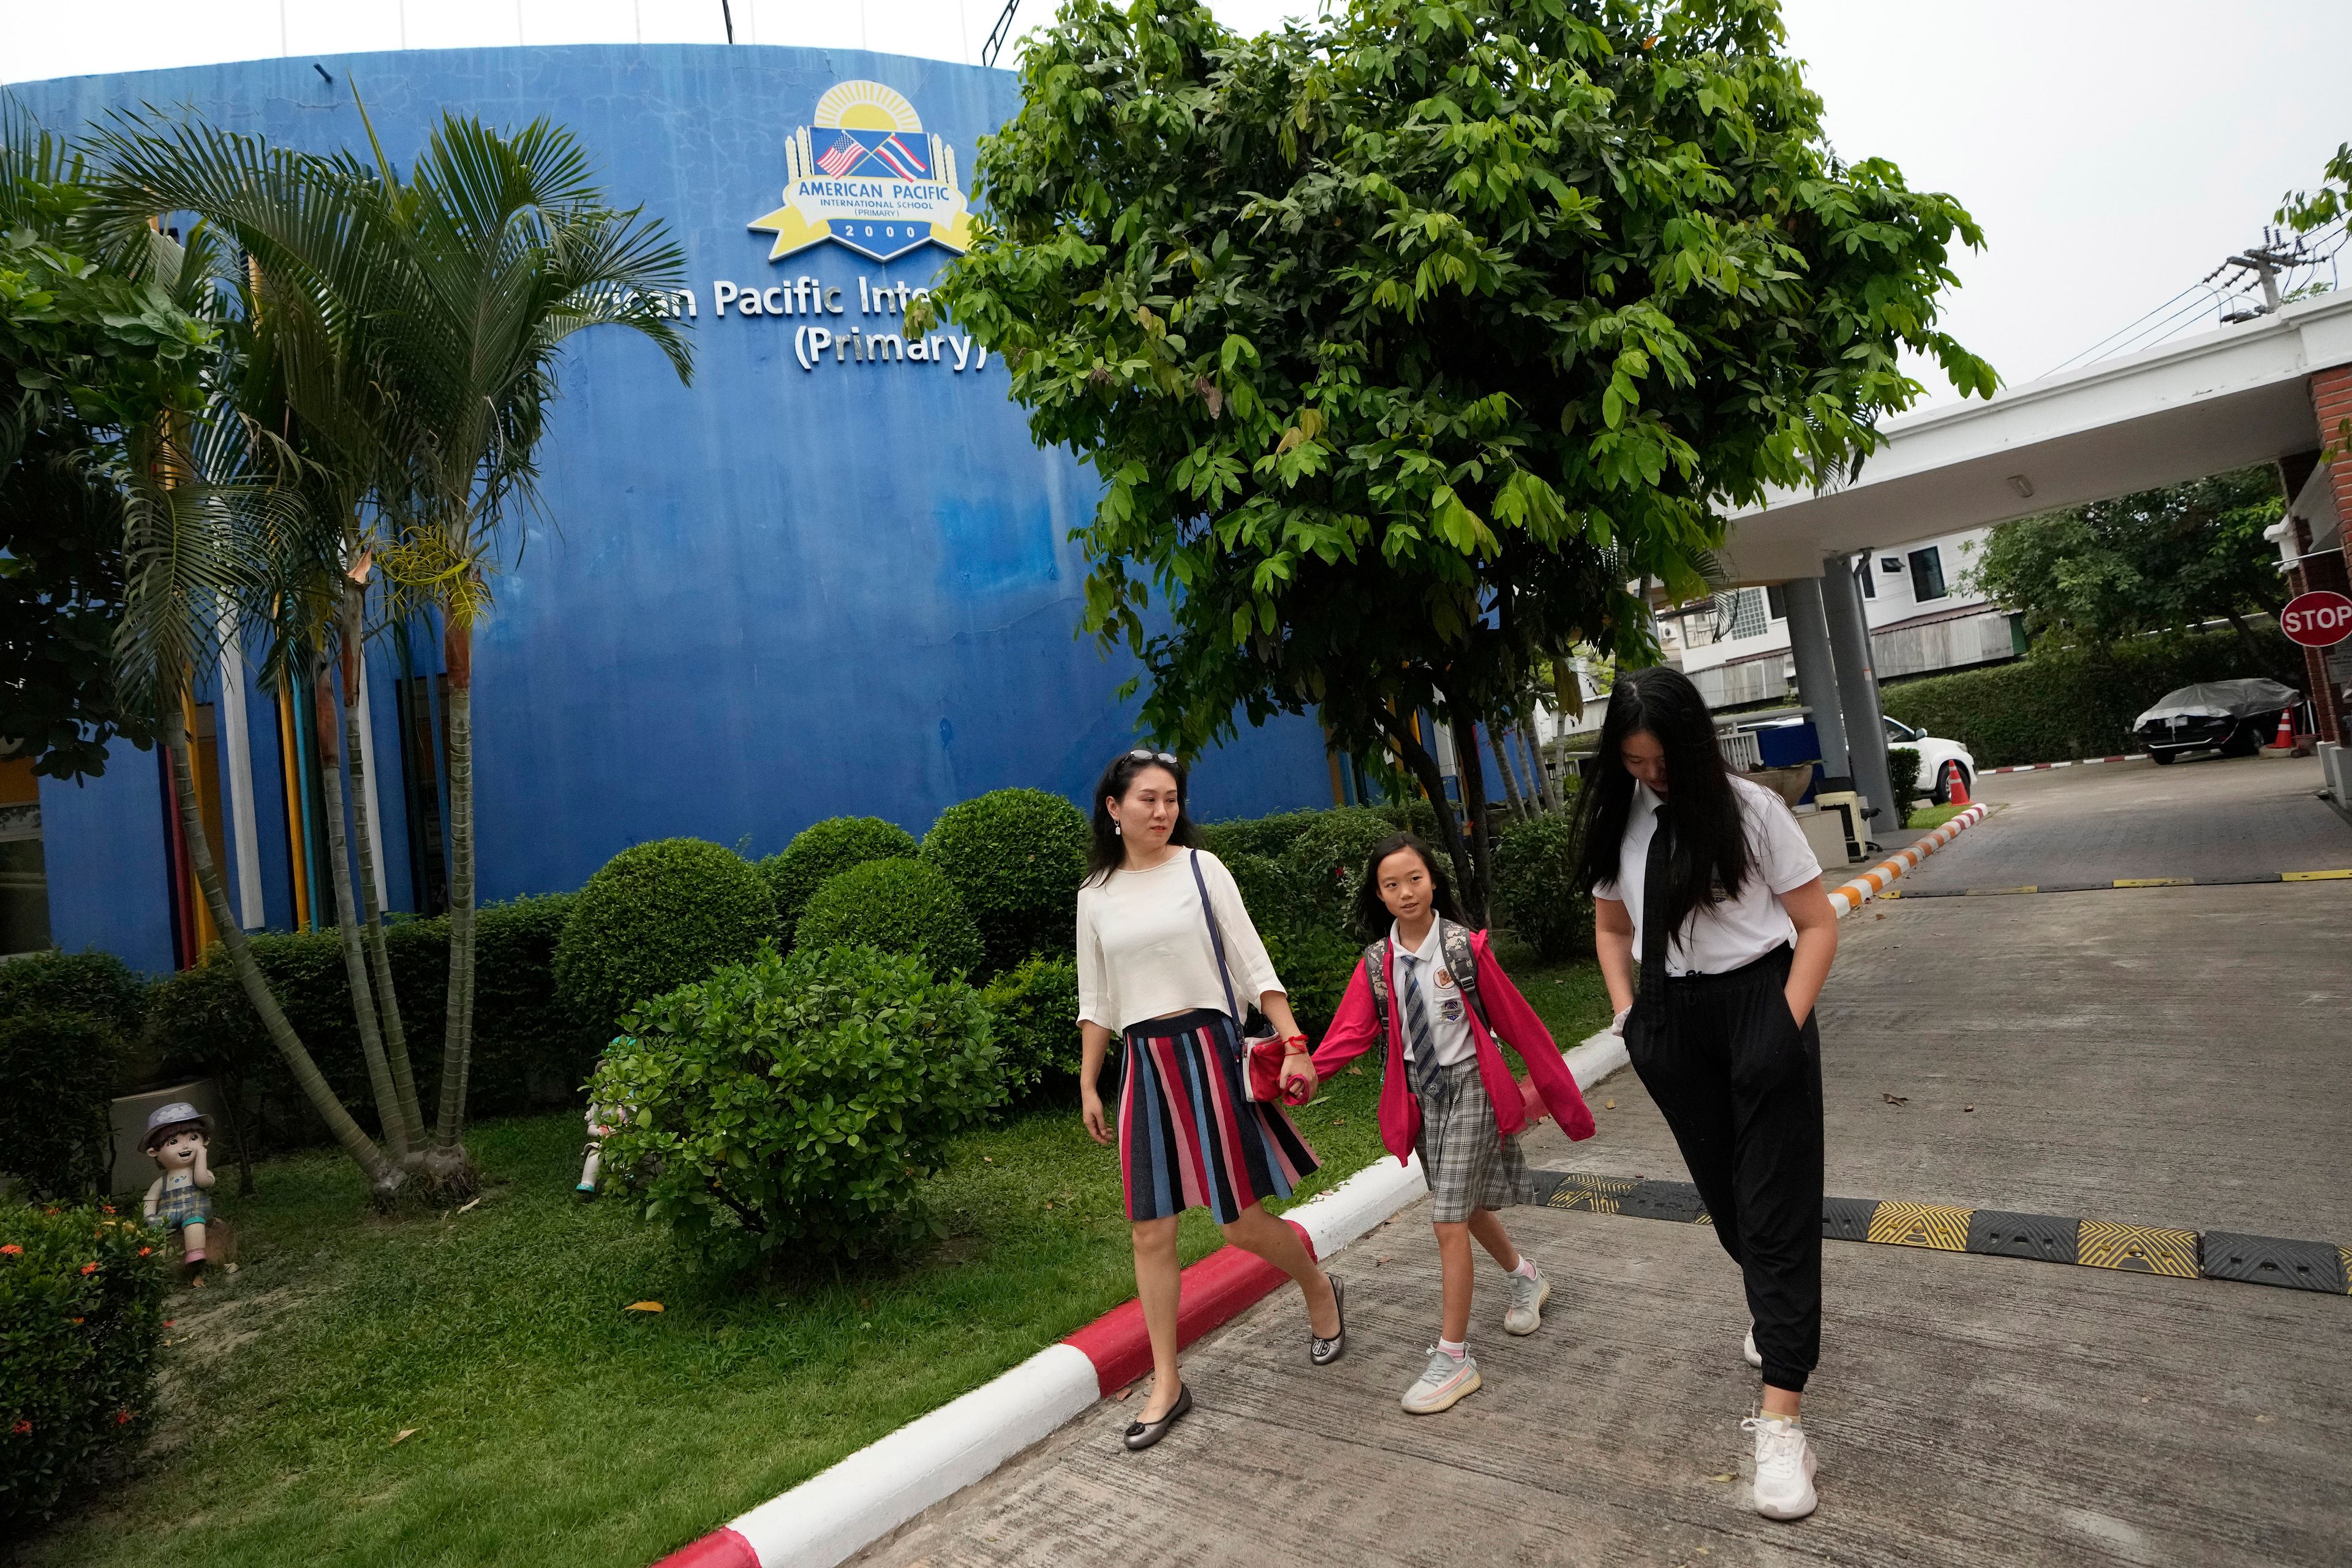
left=1529, top=1169, right=2351, bottom=1297
left=1966, top=1209, right=2080, bottom=1264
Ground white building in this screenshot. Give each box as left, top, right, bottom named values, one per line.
left=1657, top=527, right=2025, bottom=710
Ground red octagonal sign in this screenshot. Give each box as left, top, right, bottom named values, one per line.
left=2282, top=589, right=2352, bottom=648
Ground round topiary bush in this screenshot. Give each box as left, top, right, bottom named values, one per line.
left=553, top=839, right=778, bottom=1033
left=0, top=1011, right=126, bottom=1199
left=796, top=858, right=986, bottom=979
left=979, top=953, right=1082, bottom=1099
left=1281, top=806, right=1411, bottom=927
left=757, top=816, right=920, bottom=947
left=588, top=943, right=1002, bottom=1270
left=1491, top=812, right=1589, bottom=960
left=1, top=1203, right=171, bottom=1531
left=919, top=788, right=1089, bottom=974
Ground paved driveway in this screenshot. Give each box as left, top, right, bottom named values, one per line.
left=1899, top=752, right=2348, bottom=891
left=854, top=770, right=2352, bottom=1568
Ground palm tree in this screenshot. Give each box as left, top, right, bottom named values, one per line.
left=92, top=105, right=692, bottom=1191
left=368, top=113, right=691, bottom=1180
left=88, top=119, right=429, bottom=1178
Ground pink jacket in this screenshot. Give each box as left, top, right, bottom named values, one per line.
left=1309, top=928, right=1597, bottom=1166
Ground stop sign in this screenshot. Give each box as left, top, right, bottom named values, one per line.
left=2281, top=589, right=2352, bottom=648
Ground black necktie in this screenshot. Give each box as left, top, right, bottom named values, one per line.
left=1639, top=813, right=1673, bottom=1012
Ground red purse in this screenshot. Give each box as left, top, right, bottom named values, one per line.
left=1193, top=852, right=1310, bottom=1106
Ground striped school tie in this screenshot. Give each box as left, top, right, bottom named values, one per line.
left=1399, top=951, right=1444, bottom=1097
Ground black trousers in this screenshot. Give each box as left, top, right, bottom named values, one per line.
left=1626, top=944, right=1823, bottom=1393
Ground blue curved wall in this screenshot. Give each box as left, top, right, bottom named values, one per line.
left=18, top=46, right=1336, bottom=970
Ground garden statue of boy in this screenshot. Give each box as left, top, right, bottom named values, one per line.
left=141, top=1102, right=217, bottom=1279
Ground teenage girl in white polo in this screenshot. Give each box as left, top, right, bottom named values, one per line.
left=1075, top=749, right=1344, bottom=1450
left=1577, top=666, right=1840, bottom=1520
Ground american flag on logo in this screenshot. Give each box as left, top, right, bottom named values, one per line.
left=815, top=139, right=860, bottom=178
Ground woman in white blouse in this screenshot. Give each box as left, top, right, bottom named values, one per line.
left=1578, top=666, right=1840, bottom=1521
left=1076, top=749, right=1344, bottom=1450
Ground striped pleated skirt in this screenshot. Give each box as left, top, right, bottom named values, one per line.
left=1118, top=1008, right=1318, bottom=1224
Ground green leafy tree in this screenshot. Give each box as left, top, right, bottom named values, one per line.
left=91, top=108, right=692, bottom=1195
left=1965, top=466, right=2286, bottom=663
left=928, top=0, right=1990, bottom=913
left=2281, top=139, right=2351, bottom=456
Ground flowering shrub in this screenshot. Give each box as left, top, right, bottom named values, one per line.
left=1, top=1204, right=170, bottom=1530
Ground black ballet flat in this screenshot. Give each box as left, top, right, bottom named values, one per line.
left=1310, top=1275, right=1346, bottom=1366
left=1123, top=1383, right=1192, bottom=1451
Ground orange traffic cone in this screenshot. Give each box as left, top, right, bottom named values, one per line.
left=1945, top=762, right=1971, bottom=807
left=2273, top=706, right=2297, bottom=749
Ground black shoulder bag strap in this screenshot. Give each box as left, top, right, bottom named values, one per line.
left=1189, top=850, right=1248, bottom=1034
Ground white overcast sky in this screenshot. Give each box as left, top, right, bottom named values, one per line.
left=7, top=0, right=2349, bottom=402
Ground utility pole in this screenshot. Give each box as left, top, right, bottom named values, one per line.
left=982, top=0, right=1022, bottom=67
left=2218, top=227, right=2315, bottom=322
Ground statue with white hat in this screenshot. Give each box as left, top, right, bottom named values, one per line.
left=140, top=1102, right=217, bottom=1282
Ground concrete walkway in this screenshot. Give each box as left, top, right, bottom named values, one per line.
left=855, top=767, right=2352, bottom=1568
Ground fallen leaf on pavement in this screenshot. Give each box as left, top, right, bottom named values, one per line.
left=1964, top=1105, right=1975, bottom=1113
left=1605, top=1099, right=1616, bottom=1110
left=1883, top=1094, right=1909, bottom=1107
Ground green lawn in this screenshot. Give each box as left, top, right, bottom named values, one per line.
left=1904, top=803, right=1970, bottom=831
left=24, top=952, right=1610, bottom=1568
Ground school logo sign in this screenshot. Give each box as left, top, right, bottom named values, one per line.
left=750, top=80, right=971, bottom=264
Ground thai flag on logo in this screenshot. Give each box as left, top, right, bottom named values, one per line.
left=869, top=134, right=930, bottom=181
left=815, top=140, right=860, bottom=178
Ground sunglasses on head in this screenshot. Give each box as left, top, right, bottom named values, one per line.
left=1127, top=748, right=1179, bottom=765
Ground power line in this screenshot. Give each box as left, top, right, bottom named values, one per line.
left=2039, top=218, right=2348, bottom=379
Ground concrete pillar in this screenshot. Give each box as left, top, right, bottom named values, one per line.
left=2303, top=368, right=2352, bottom=743
left=1820, top=552, right=1899, bottom=836
left=1781, top=574, right=1850, bottom=781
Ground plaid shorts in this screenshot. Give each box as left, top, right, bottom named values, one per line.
left=1414, top=1057, right=1534, bottom=1224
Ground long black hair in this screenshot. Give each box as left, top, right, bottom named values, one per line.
left=1572, top=666, right=1754, bottom=941
left=1084, top=749, right=1199, bottom=884
left=1351, top=832, right=1462, bottom=939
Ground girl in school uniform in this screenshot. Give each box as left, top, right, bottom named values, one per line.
left=1575, top=666, right=1840, bottom=1521
left=1284, top=833, right=1596, bottom=1414
left=1076, top=748, right=1344, bottom=1451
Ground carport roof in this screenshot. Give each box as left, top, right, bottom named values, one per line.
left=1718, top=292, right=2352, bottom=586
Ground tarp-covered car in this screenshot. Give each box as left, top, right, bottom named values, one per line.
left=2132, top=678, right=2301, bottom=764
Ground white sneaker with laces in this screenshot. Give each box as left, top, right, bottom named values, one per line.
left=1400, top=1347, right=1482, bottom=1414
left=1502, top=1262, right=1550, bottom=1335
left=1743, top=1326, right=1763, bottom=1370
left=1742, top=1415, right=1818, bottom=1520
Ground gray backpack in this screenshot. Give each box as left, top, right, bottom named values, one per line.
left=1362, top=919, right=1492, bottom=1044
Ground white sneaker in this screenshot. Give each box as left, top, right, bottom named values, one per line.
left=1743, top=1327, right=1763, bottom=1370
left=1401, top=1348, right=1482, bottom=1414
left=1742, top=1415, right=1818, bottom=1520
left=1502, top=1262, right=1550, bottom=1335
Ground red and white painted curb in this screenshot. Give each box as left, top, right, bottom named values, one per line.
left=652, top=1032, right=1632, bottom=1568
left=1824, top=802, right=1991, bottom=916
left=1982, top=754, right=2137, bottom=775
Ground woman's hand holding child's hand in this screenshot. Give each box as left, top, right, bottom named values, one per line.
left=1278, top=1052, right=1318, bottom=1104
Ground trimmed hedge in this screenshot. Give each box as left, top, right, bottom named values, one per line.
left=1887, top=746, right=1923, bottom=808
left=0, top=950, right=148, bottom=1042
left=920, top=788, right=1089, bottom=974
left=979, top=953, right=1082, bottom=1099
left=147, top=894, right=589, bottom=1156
left=1, top=1202, right=171, bottom=1531
left=1491, top=812, right=1589, bottom=962
left=1197, top=809, right=1329, bottom=862
left=1280, top=807, right=1404, bottom=926
left=0, top=1011, right=125, bottom=1197
left=1881, top=627, right=2303, bottom=769
left=589, top=943, right=1003, bottom=1271
left=554, top=840, right=778, bottom=1035
left=795, top=858, right=986, bottom=980
left=758, top=816, right=919, bottom=947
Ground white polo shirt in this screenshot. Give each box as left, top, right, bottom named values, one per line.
left=1591, top=775, right=1823, bottom=976
left=1389, top=919, right=1477, bottom=1068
